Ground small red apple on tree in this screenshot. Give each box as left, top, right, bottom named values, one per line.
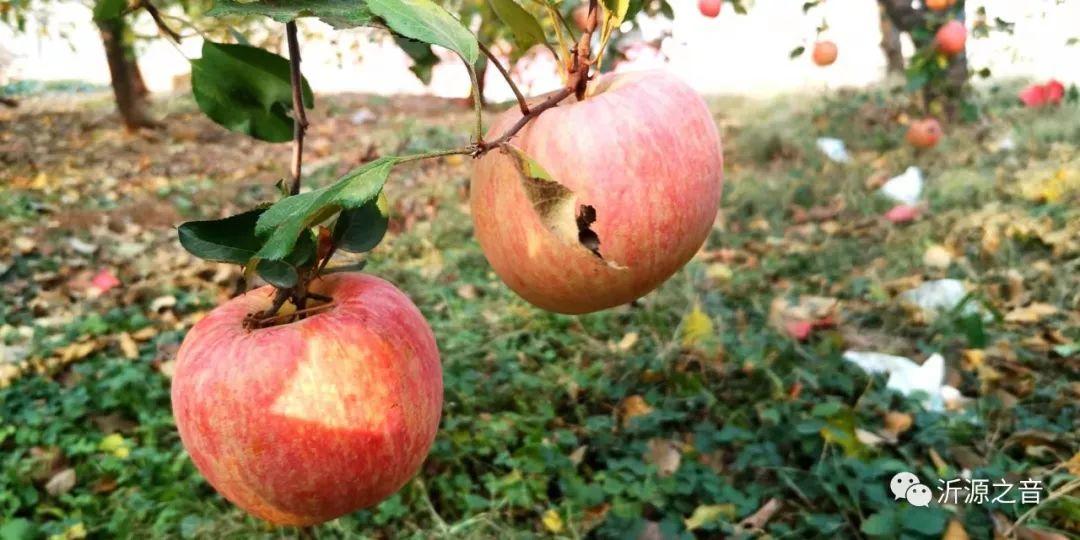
left=925, top=0, right=955, bottom=12
left=699, top=0, right=722, bottom=18
left=172, top=274, right=442, bottom=525
left=812, top=40, right=838, bottom=66
left=935, top=20, right=966, bottom=56
left=471, top=71, right=723, bottom=314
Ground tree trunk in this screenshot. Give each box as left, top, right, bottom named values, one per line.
left=98, top=17, right=155, bottom=130
left=878, top=0, right=905, bottom=74
left=131, top=65, right=149, bottom=98
left=880, top=0, right=969, bottom=119
left=0, top=97, right=17, bottom=108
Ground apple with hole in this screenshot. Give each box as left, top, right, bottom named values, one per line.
left=812, top=41, right=838, bottom=66
left=699, top=0, right=722, bottom=18
left=935, top=20, right=966, bottom=56
left=171, top=273, right=442, bottom=525
left=470, top=70, right=723, bottom=314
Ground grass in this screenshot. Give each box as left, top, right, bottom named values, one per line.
left=1, top=80, right=1078, bottom=539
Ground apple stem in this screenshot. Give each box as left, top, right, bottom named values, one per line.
left=567, top=0, right=599, bottom=101
left=286, top=21, right=309, bottom=197
left=479, top=42, right=529, bottom=116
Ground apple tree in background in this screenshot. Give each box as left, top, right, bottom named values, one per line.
left=73, top=0, right=724, bottom=526
left=0, top=0, right=275, bottom=129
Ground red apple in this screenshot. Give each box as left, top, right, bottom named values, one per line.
left=699, top=0, right=721, bottom=18
left=1019, top=83, right=1049, bottom=108
left=884, top=204, right=921, bottom=224
left=812, top=41, right=838, bottom=67
left=925, top=0, right=955, bottom=12
left=935, top=20, right=966, bottom=56
left=1044, top=79, right=1065, bottom=105
left=171, top=273, right=442, bottom=525
left=906, top=118, right=943, bottom=149
left=470, top=70, right=723, bottom=314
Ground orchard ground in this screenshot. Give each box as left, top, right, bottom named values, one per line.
left=1, top=81, right=1078, bottom=539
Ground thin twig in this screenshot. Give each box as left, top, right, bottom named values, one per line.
left=479, top=42, right=528, bottom=115
left=473, top=87, right=574, bottom=153
left=286, top=21, right=309, bottom=196
left=393, top=86, right=576, bottom=162
left=1004, top=477, right=1080, bottom=537
left=139, top=0, right=182, bottom=43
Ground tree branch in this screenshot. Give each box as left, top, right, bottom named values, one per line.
left=878, top=0, right=924, bottom=33
left=479, top=42, right=529, bottom=116
left=474, top=87, right=574, bottom=154
left=139, top=0, right=182, bottom=43
left=285, top=21, right=309, bottom=196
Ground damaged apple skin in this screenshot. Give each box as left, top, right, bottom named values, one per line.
left=171, top=273, right=442, bottom=525
left=471, top=70, right=724, bottom=314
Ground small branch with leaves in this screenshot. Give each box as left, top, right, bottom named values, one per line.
left=177, top=0, right=625, bottom=328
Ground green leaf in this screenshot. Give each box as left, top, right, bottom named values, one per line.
left=899, top=506, right=948, bottom=535
left=177, top=209, right=313, bottom=288
left=207, top=0, right=374, bottom=29
left=860, top=511, right=896, bottom=537
left=190, top=41, right=314, bottom=143
left=367, top=0, right=479, bottom=64
left=256, top=229, right=316, bottom=287
left=178, top=209, right=267, bottom=264
left=93, top=0, right=126, bottom=22
left=395, top=36, right=440, bottom=85
left=601, top=0, right=629, bottom=27
left=789, top=46, right=805, bottom=59
left=0, top=518, right=38, bottom=540
left=332, top=192, right=390, bottom=253
left=487, top=0, right=545, bottom=53
left=255, top=157, right=398, bottom=260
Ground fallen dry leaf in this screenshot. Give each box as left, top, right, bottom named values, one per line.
left=541, top=509, right=563, bottom=533
left=117, top=332, right=138, bottom=360
left=620, top=395, right=654, bottom=426
left=883, top=411, right=913, bottom=438
left=681, top=303, right=715, bottom=348
left=45, top=468, right=77, bottom=496
left=943, top=518, right=970, bottom=540
left=645, top=439, right=682, bottom=478
left=684, top=504, right=736, bottom=531
left=923, top=244, right=954, bottom=269
left=1004, top=303, right=1059, bottom=324
left=735, top=498, right=782, bottom=533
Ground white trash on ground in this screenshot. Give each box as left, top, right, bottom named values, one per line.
left=899, top=279, right=985, bottom=320
left=842, top=351, right=963, bottom=412
left=880, top=166, right=923, bottom=205
left=816, top=137, right=850, bottom=163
